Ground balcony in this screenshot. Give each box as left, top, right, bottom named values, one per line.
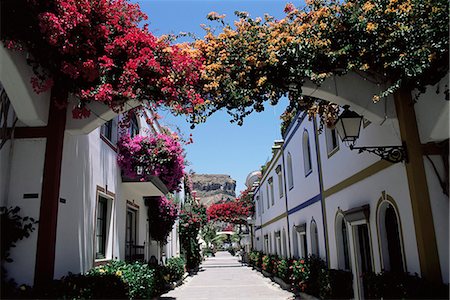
left=122, top=174, right=169, bottom=198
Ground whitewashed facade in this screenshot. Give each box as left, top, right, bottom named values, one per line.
left=0, top=45, right=183, bottom=285
left=250, top=73, right=449, bottom=298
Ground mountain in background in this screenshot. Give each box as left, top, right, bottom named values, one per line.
left=191, top=174, right=236, bottom=207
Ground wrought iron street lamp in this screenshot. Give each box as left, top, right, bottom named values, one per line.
left=335, top=105, right=407, bottom=163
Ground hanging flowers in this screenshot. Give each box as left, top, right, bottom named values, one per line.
left=1, top=0, right=207, bottom=123
left=147, top=196, right=178, bottom=243
left=117, top=133, right=185, bottom=193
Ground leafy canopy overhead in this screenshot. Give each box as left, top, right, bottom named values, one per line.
left=2, top=0, right=448, bottom=126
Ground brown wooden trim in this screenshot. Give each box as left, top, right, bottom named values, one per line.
left=422, top=140, right=449, bottom=155
left=127, top=200, right=139, bottom=210
left=34, top=86, right=67, bottom=288
left=96, top=185, right=106, bottom=193
left=100, top=133, right=118, bottom=152
left=4, top=126, right=48, bottom=139
left=394, top=87, right=441, bottom=283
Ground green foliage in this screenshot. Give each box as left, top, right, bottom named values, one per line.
left=1, top=206, right=38, bottom=299
left=276, top=258, right=290, bottom=282
left=262, top=255, right=278, bottom=274
left=363, top=271, right=449, bottom=299
left=319, top=269, right=353, bottom=299
left=179, top=200, right=207, bottom=270
left=166, top=257, right=185, bottom=282
left=248, top=251, right=263, bottom=269
left=40, top=273, right=128, bottom=299
left=87, top=260, right=165, bottom=299
left=0, top=206, right=38, bottom=263
left=198, top=0, right=449, bottom=127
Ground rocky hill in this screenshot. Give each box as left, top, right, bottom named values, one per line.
left=191, top=174, right=236, bottom=206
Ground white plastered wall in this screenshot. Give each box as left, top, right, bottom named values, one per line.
left=3, top=139, right=46, bottom=285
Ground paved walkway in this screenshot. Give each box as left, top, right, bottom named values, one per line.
left=159, top=251, right=295, bottom=300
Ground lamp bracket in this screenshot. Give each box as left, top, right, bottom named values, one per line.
left=350, top=143, right=408, bottom=163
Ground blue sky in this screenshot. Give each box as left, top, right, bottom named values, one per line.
left=137, top=0, right=294, bottom=193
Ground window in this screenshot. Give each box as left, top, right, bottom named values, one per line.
left=268, top=177, right=275, bottom=206
left=96, top=195, right=112, bottom=259
left=101, top=118, right=118, bottom=144
left=129, top=114, right=139, bottom=138
left=325, top=127, right=339, bottom=157
left=264, top=235, right=269, bottom=253
left=356, top=224, right=372, bottom=273
left=378, top=201, right=404, bottom=272
left=336, top=214, right=351, bottom=270
left=287, top=152, right=294, bottom=189
left=310, top=219, right=319, bottom=256
left=300, top=232, right=308, bottom=258
left=261, top=193, right=264, bottom=214
left=295, top=223, right=308, bottom=257
left=256, top=196, right=260, bottom=216
left=276, top=165, right=283, bottom=198
left=125, top=207, right=138, bottom=261
left=303, top=130, right=312, bottom=176
left=266, top=185, right=270, bottom=209
left=275, top=231, right=282, bottom=255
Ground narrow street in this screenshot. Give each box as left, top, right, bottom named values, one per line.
left=159, top=251, right=295, bottom=300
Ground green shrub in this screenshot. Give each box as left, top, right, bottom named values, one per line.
left=249, top=251, right=262, bottom=268
left=276, top=258, right=290, bottom=282
left=363, top=271, right=449, bottom=299
left=320, top=269, right=353, bottom=299
left=166, top=257, right=185, bottom=282
left=41, top=273, right=128, bottom=299
left=262, top=255, right=278, bottom=274
left=291, top=258, right=309, bottom=286
left=88, top=260, right=164, bottom=298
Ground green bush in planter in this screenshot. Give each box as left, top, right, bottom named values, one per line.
left=41, top=273, right=129, bottom=299
left=320, top=269, right=353, bottom=299
left=88, top=260, right=164, bottom=299
left=363, top=271, right=449, bottom=299
left=248, top=251, right=261, bottom=268
left=276, top=258, right=290, bottom=282
left=166, top=256, right=185, bottom=282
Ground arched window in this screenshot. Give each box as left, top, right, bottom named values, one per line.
left=287, top=152, right=294, bottom=189
left=336, top=213, right=351, bottom=270
left=378, top=201, right=405, bottom=272
left=303, top=130, right=312, bottom=176
left=310, top=219, right=319, bottom=256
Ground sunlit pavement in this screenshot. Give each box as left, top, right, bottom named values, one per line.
left=159, top=251, right=295, bottom=300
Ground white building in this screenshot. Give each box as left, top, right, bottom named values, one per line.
left=250, top=73, right=449, bottom=298
left=0, top=45, right=183, bottom=286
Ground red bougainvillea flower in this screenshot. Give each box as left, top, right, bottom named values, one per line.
left=2, top=0, right=208, bottom=124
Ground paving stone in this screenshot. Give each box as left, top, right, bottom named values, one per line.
left=159, top=251, right=295, bottom=300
